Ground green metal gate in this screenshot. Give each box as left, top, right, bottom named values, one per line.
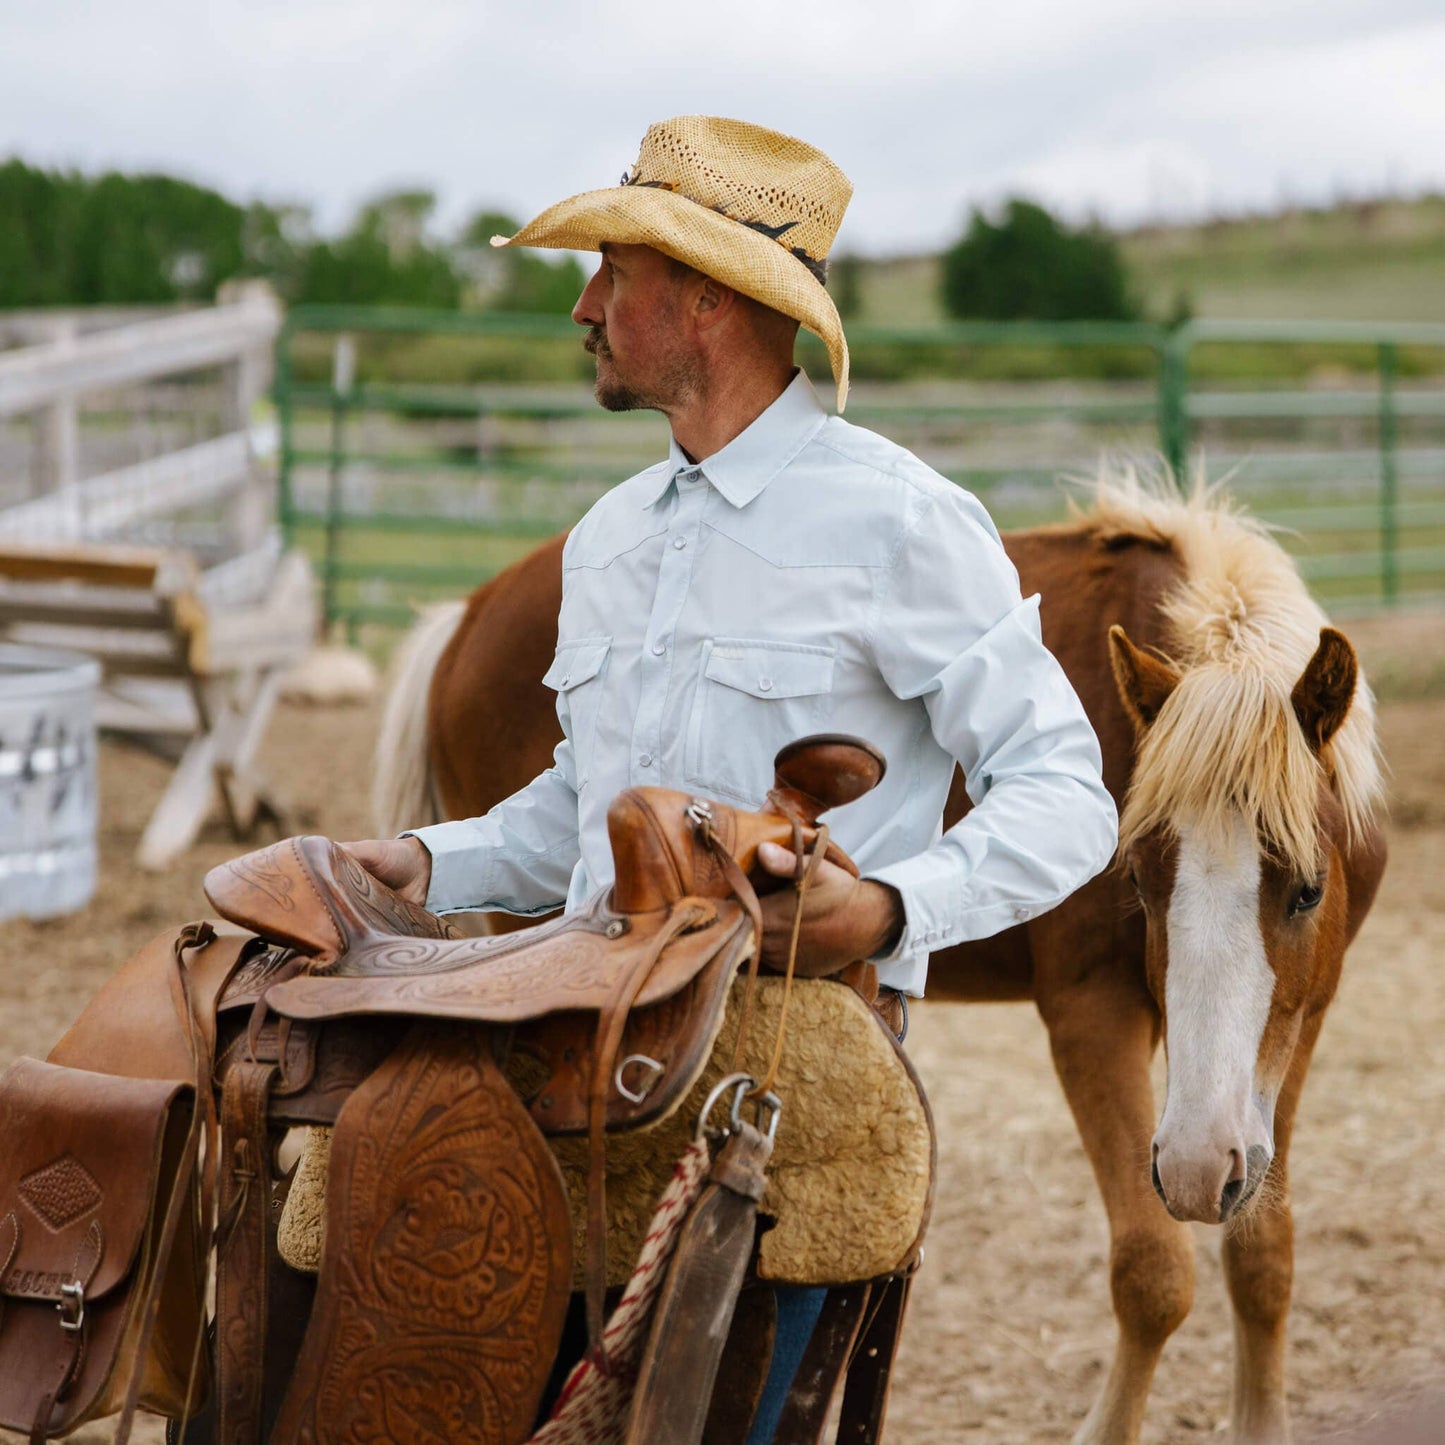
left=274, top=306, right=1445, bottom=638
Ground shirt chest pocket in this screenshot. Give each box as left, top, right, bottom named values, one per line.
left=543, top=637, right=611, bottom=787
left=684, top=639, right=837, bottom=805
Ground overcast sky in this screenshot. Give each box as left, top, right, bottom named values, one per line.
left=4, top=0, right=1444, bottom=254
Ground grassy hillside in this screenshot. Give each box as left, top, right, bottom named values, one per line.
left=851, top=195, right=1445, bottom=327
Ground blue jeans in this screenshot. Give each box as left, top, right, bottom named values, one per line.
left=744, top=1285, right=828, bottom=1445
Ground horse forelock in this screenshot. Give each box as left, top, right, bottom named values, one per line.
left=1119, top=666, right=1327, bottom=876
left=1090, top=467, right=1385, bottom=873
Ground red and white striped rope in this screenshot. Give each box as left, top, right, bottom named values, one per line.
left=528, top=1137, right=713, bottom=1444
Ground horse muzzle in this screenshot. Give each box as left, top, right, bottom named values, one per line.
left=1151, top=1134, right=1273, bottom=1223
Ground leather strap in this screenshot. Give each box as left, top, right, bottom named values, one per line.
left=0, top=1209, right=17, bottom=1336
left=585, top=899, right=710, bottom=1361
left=115, top=922, right=218, bottom=1443
left=29, top=1220, right=104, bottom=1444
left=769, top=1284, right=872, bottom=1442
left=836, top=1271, right=915, bottom=1442
left=214, top=1059, right=277, bottom=1445
left=623, top=1120, right=773, bottom=1445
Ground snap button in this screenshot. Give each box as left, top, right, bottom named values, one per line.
left=652, top=640, right=666, bottom=656
left=673, top=535, right=687, bottom=549
left=559, top=675, right=570, bottom=687
left=758, top=677, right=773, bottom=692
left=639, top=753, right=653, bottom=767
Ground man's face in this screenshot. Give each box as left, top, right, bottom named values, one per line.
left=572, top=243, right=702, bottom=413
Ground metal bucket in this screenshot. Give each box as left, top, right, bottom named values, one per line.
left=0, top=645, right=101, bottom=921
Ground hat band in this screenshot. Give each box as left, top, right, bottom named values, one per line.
left=620, top=172, right=829, bottom=285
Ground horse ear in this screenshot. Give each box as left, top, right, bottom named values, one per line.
left=1108, top=625, right=1180, bottom=732
left=1291, top=627, right=1357, bottom=754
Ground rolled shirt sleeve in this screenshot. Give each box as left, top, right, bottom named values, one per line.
left=863, top=488, right=1118, bottom=972
left=405, top=732, right=582, bottom=916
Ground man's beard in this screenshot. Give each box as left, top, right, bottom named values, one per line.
left=584, top=327, right=700, bottom=413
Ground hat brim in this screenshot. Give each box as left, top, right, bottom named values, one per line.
left=494, top=185, right=849, bottom=411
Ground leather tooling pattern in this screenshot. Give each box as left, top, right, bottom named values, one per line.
left=278, top=1028, right=570, bottom=1444
left=219, top=844, right=301, bottom=915
left=17, top=1152, right=101, bottom=1231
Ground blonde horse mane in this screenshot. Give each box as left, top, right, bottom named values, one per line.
left=1082, top=468, right=1385, bottom=874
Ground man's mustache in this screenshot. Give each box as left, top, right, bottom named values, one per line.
left=584, top=327, right=611, bottom=357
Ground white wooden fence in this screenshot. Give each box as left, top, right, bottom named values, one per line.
left=0, top=283, right=280, bottom=548
left=0, top=286, right=318, bottom=868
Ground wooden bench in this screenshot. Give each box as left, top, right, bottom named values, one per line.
left=0, top=540, right=315, bottom=868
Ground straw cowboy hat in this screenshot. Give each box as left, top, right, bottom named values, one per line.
left=491, top=115, right=854, bottom=410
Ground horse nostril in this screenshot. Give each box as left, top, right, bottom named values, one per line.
left=1151, top=1147, right=1166, bottom=1206
left=1220, top=1148, right=1248, bottom=1219
left=1220, top=1175, right=1246, bottom=1219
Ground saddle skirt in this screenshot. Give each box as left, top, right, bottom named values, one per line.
left=278, top=974, right=935, bottom=1291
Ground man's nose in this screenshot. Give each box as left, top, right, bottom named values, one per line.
left=572, top=261, right=607, bottom=327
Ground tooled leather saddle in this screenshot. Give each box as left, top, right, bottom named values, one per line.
left=3, top=734, right=909, bottom=1445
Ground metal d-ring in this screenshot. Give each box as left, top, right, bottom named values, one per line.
left=615, top=1054, right=665, bottom=1105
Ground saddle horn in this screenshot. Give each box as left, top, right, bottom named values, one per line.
left=767, top=733, right=887, bottom=829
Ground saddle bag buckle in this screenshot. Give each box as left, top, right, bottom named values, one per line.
left=57, top=1280, right=85, bottom=1333
left=615, top=1054, right=665, bottom=1105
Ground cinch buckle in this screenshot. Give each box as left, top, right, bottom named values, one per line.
left=695, top=1072, right=782, bottom=1144
left=57, top=1280, right=85, bottom=1333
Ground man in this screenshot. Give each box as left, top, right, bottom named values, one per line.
left=347, top=115, right=1116, bottom=1439
left=352, top=115, right=1117, bottom=1001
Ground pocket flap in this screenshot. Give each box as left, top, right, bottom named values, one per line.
left=0, top=1058, right=191, bottom=1305
left=704, top=641, right=836, bottom=700
left=543, top=638, right=612, bottom=693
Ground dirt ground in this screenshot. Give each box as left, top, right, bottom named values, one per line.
left=2, top=620, right=1442, bottom=1443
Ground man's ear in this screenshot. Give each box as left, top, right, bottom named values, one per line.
left=1109, top=625, right=1181, bottom=732
left=693, top=274, right=739, bottom=333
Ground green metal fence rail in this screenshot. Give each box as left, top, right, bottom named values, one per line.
left=274, top=306, right=1445, bottom=636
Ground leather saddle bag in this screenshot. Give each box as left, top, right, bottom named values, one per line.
left=0, top=1058, right=201, bottom=1438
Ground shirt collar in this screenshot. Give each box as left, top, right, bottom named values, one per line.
left=637, top=369, right=828, bottom=510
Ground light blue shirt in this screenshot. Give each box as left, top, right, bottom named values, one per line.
left=413, top=370, right=1116, bottom=994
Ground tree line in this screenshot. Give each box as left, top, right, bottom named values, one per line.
left=0, top=157, right=1142, bottom=323
left=0, top=159, right=584, bottom=312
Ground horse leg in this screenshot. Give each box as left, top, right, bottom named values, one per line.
left=1221, top=1007, right=1324, bottom=1444
left=1035, top=965, right=1195, bottom=1445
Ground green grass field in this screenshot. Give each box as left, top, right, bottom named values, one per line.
left=851, top=195, right=1445, bottom=328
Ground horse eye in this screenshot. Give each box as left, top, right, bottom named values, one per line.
left=1289, top=881, right=1324, bottom=917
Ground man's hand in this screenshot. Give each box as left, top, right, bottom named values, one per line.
left=340, top=836, right=433, bottom=906
left=754, top=840, right=904, bottom=977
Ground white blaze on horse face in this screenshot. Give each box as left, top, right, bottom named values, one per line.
left=1154, top=817, right=1277, bottom=1222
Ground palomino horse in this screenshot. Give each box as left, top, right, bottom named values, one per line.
left=373, top=477, right=1386, bottom=1445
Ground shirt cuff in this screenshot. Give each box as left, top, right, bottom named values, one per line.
left=402, top=820, right=567, bottom=917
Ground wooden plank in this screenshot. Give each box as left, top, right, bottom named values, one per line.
left=200, top=533, right=283, bottom=610
left=199, top=551, right=316, bottom=674
left=0, top=597, right=171, bottom=631
left=214, top=669, right=286, bottom=832
left=137, top=726, right=220, bottom=870
left=0, top=296, right=282, bottom=417
left=95, top=690, right=197, bottom=736
left=0, top=542, right=168, bottom=588
left=0, top=624, right=188, bottom=676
